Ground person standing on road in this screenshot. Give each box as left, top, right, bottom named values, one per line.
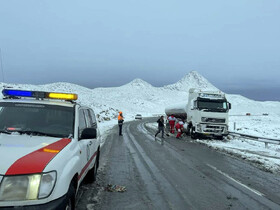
left=168, top=115, right=176, bottom=134
left=175, top=120, right=184, bottom=139
left=118, top=111, right=124, bottom=136
left=155, top=116, right=165, bottom=139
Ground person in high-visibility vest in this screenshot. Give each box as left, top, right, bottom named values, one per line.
left=118, top=111, right=124, bottom=136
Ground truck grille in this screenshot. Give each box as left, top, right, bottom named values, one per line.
left=200, top=124, right=227, bottom=134
left=201, top=117, right=225, bottom=123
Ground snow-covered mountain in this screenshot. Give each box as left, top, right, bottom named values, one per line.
left=164, top=71, right=218, bottom=91
left=120, top=78, right=153, bottom=89
left=1, top=71, right=280, bottom=122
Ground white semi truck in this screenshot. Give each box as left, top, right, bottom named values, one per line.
left=165, top=88, right=231, bottom=139
left=187, top=88, right=231, bottom=139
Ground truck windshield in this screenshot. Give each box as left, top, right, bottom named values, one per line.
left=197, top=100, right=228, bottom=112
left=0, top=102, right=74, bottom=138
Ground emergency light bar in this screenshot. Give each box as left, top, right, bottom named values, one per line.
left=2, top=89, right=78, bottom=101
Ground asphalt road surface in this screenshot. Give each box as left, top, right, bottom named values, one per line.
left=77, top=118, right=280, bottom=210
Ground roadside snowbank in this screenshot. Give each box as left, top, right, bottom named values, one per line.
left=197, top=138, right=280, bottom=173
left=229, top=115, right=280, bottom=139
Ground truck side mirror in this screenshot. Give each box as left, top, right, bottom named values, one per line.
left=193, top=101, right=197, bottom=110
left=228, top=103, right=231, bottom=109
left=80, top=128, right=97, bottom=140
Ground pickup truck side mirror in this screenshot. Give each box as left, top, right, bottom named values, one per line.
left=81, top=128, right=97, bottom=140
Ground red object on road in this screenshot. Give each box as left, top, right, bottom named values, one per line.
left=175, top=122, right=184, bottom=138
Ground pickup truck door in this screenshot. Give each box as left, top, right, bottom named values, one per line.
left=84, top=109, right=98, bottom=166
left=78, top=109, right=92, bottom=181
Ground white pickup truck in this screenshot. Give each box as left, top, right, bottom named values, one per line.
left=0, top=89, right=101, bottom=209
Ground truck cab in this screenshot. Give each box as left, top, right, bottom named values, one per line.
left=186, top=88, right=231, bottom=139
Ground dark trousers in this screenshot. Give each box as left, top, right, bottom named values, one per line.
left=155, top=126, right=164, bottom=137
left=119, top=124, right=123, bottom=135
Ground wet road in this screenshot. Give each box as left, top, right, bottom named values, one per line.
left=77, top=118, right=280, bottom=210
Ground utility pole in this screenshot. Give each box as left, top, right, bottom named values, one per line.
left=0, top=48, right=5, bottom=83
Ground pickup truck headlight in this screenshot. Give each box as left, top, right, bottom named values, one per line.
left=0, top=171, right=56, bottom=201
left=39, top=172, right=56, bottom=199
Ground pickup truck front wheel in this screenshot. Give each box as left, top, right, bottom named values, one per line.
left=85, top=153, right=99, bottom=183
left=65, top=183, right=76, bottom=210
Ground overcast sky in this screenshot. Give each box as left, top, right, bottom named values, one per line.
left=0, top=0, right=279, bottom=100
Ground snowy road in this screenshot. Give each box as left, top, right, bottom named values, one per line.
left=77, top=118, right=280, bottom=210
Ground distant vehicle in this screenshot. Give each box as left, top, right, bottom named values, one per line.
left=135, top=114, right=142, bottom=119
left=0, top=89, right=101, bottom=209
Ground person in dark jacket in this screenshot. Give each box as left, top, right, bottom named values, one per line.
left=155, top=116, right=165, bottom=139
left=118, top=111, right=124, bottom=136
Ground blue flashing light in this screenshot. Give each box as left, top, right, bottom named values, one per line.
left=2, top=89, right=33, bottom=97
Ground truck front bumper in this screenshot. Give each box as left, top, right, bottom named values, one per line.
left=195, top=123, right=228, bottom=136
left=0, top=194, right=67, bottom=210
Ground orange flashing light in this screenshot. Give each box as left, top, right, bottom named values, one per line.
left=48, top=93, right=78, bottom=100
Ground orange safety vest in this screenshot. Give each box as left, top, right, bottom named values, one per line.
left=118, top=114, right=123, bottom=121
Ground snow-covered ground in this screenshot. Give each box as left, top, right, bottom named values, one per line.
left=229, top=114, right=280, bottom=139
left=1, top=71, right=280, bottom=173
left=197, top=137, right=280, bottom=173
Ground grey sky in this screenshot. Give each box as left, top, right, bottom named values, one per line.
left=0, top=0, right=279, bottom=100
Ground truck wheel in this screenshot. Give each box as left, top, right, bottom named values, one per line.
left=85, top=157, right=98, bottom=183
left=217, top=136, right=223, bottom=140
left=65, top=183, right=75, bottom=210
left=190, top=127, right=196, bottom=139
left=186, top=125, right=191, bottom=135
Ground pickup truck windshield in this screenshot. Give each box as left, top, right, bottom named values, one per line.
left=0, top=102, right=74, bottom=138
left=197, top=100, right=228, bottom=112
